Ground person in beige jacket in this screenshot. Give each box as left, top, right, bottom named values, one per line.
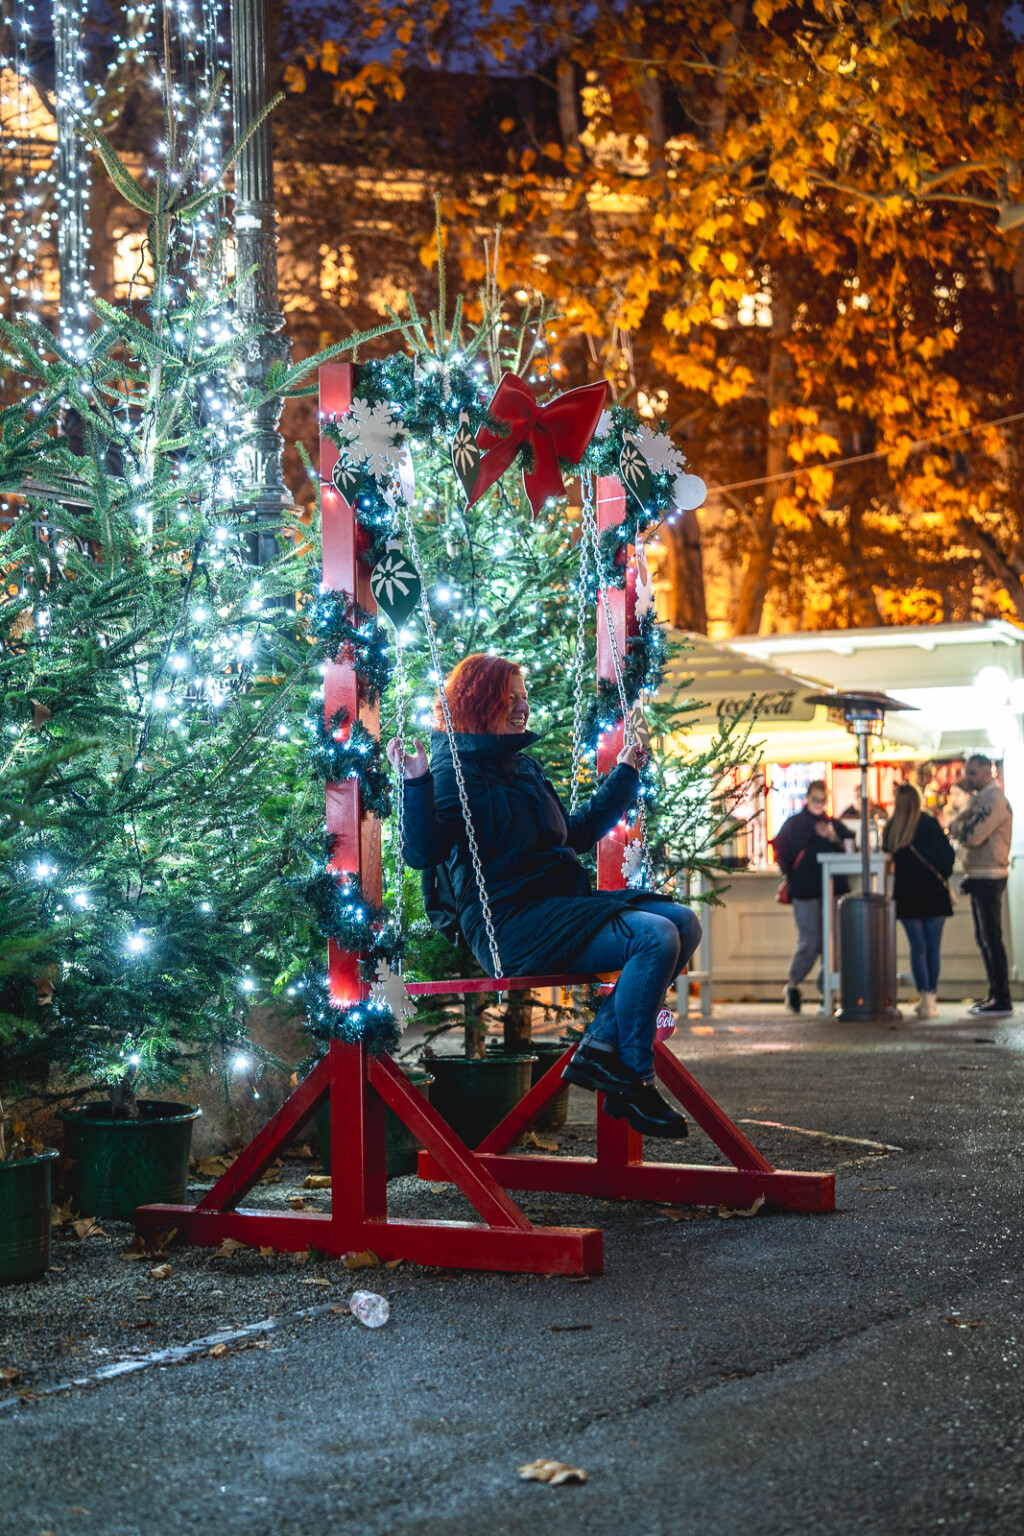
left=947, top=754, right=1014, bottom=1018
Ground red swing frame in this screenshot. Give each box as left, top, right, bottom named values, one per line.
left=135, top=362, right=832, bottom=1276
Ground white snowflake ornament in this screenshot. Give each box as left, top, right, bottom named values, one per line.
left=337, top=399, right=407, bottom=481
left=635, top=539, right=655, bottom=619
left=595, top=409, right=614, bottom=440
left=621, top=841, right=647, bottom=890
left=370, top=960, right=417, bottom=1034
left=636, top=426, right=685, bottom=478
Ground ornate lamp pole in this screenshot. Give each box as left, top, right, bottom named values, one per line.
left=230, top=0, right=291, bottom=561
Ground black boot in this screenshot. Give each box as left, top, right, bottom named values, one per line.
left=602, top=1083, right=689, bottom=1139
left=562, top=1039, right=640, bottom=1095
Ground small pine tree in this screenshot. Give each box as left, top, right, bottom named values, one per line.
left=0, top=86, right=396, bottom=1113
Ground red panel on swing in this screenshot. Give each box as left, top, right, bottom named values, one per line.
left=404, top=972, right=608, bottom=996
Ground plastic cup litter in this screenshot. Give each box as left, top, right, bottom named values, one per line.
left=349, top=1290, right=390, bottom=1328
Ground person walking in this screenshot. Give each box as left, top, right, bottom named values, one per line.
left=773, top=780, right=850, bottom=1014
left=947, top=754, right=1014, bottom=1018
left=882, top=782, right=954, bottom=1018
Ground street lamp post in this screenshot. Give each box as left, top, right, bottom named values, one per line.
left=230, top=0, right=291, bottom=561
left=806, top=691, right=917, bottom=1023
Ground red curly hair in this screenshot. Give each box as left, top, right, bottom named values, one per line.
left=433, top=654, right=523, bottom=734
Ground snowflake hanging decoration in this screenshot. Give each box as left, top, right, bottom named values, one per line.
left=636, top=426, right=685, bottom=478
left=621, top=841, right=647, bottom=890
left=369, top=960, right=417, bottom=1034
left=594, top=409, right=614, bottom=440
left=337, top=399, right=407, bottom=481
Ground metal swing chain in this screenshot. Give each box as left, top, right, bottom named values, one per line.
left=395, top=498, right=504, bottom=979
left=390, top=641, right=408, bottom=946
left=580, top=470, right=656, bottom=888
left=569, top=513, right=592, bottom=815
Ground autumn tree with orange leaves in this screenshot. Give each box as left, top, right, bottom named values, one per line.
left=283, top=1, right=1024, bottom=634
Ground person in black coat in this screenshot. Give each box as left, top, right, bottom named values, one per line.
left=882, top=782, right=955, bottom=1019
left=387, top=653, right=701, bottom=1139
left=772, top=780, right=851, bottom=1014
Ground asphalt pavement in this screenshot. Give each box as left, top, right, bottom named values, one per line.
left=2, top=1004, right=1023, bottom=1536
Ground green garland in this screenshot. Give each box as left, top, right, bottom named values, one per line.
left=307, top=710, right=392, bottom=819
left=306, top=568, right=392, bottom=703
left=298, top=968, right=400, bottom=1060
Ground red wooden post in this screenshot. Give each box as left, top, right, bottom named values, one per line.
left=595, top=475, right=633, bottom=891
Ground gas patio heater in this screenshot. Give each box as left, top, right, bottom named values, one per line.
left=805, top=690, right=917, bottom=1023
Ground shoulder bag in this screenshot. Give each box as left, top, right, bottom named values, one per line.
left=775, top=847, right=806, bottom=905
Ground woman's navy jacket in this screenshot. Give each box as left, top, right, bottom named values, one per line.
left=401, top=729, right=669, bottom=975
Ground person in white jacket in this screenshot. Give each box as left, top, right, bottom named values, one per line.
left=947, top=755, right=1014, bottom=1018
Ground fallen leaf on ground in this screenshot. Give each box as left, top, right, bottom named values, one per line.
left=212, top=1238, right=248, bottom=1259
left=258, top=1246, right=277, bottom=1258
left=428, top=1183, right=447, bottom=1193
left=656, top=1206, right=712, bottom=1222
left=859, top=1186, right=897, bottom=1192
left=384, top=1258, right=404, bottom=1270
left=0, top=1367, right=19, bottom=1385
left=300, top=1278, right=332, bottom=1287
left=343, top=1249, right=379, bottom=1270
left=302, top=1175, right=332, bottom=1189
left=120, top=1228, right=178, bottom=1261
left=518, top=1458, right=588, bottom=1485
left=71, top=1218, right=105, bottom=1240
left=525, top=1131, right=559, bottom=1151
left=195, top=1156, right=232, bottom=1178
left=943, top=1316, right=989, bottom=1328
left=717, top=1195, right=765, bottom=1220
left=50, top=1199, right=76, bottom=1228
left=208, top=1342, right=229, bottom=1358
left=330, top=1303, right=352, bottom=1315
left=149, top=1263, right=173, bottom=1280
left=289, top=1197, right=305, bottom=1211
left=289, top=1143, right=315, bottom=1160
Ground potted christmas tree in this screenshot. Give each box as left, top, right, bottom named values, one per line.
left=0, top=84, right=398, bottom=1221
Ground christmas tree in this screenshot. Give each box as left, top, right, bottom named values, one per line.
left=297, top=230, right=755, bottom=1063
left=0, top=87, right=396, bottom=1115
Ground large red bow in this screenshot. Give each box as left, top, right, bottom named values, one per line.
left=468, top=373, right=609, bottom=518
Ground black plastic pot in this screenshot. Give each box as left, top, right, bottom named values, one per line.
left=427, top=1053, right=537, bottom=1149
left=317, top=1065, right=434, bottom=1178
left=0, top=1148, right=59, bottom=1284
left=57, top=1099, right=201, bottom=1220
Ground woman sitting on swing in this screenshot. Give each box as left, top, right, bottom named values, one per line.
left=387, top=654, right=701, bottom=1139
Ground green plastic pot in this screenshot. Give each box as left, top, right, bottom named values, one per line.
left=0, top=1148, right=59, bottom=1285
left=487, top=1039, right=571, bottom=1130
left=427, top=1053, right=537, bottom=1149
left=317, top=1065, right=433, bottom=1178
left=57, top=1099, right=201, bottom=1221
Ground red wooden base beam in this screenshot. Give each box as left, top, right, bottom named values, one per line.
left=134, top=1205, right=602, bottom=1275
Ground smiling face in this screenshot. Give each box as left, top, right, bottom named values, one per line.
left=502, top=672, right=530, bottom=734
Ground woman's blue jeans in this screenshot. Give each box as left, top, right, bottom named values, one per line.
left=565, top=901, right=702, bottom=1083
left=901, top=916, right=946, bottom=993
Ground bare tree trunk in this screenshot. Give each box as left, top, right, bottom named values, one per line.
left=734, top=274, right=795, bottom=634
left=958, top=517, right=1024, bottom=621
left=666, top=509, right=708, bottom=631
left=502, top=992, right=532, bottom=1051
left=709, top=1, right=748, bottom=143
left=553, top=0, right=580, bottom=146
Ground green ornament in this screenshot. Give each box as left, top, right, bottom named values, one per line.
left=619, top=437, right=655, bottom=510
left=370, top=543, right=422, bottom=629
left=451, top=412, right=481, bottom=501
left=331, top=451, right=361, bottom=500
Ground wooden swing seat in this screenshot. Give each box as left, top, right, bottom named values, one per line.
left=403, top=972, right=607, bottom=996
